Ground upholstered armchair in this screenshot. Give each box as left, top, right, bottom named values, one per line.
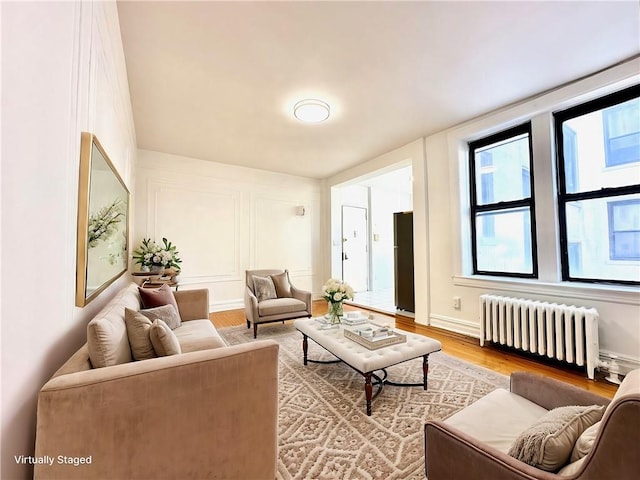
left=245, top=269, right=312, bottom=338
left=424, top=369, right=640, bottom=480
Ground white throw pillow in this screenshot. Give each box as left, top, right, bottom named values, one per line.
left=508, top=404, right=605, bottom=471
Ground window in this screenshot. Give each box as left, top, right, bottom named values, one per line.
left=469, top=123, right=537, bottom=277
left=608, top=199, right=640, bottom=260
left=603, top=99, right=640, bottom=167
left=555, top=84, right=640, bottom=285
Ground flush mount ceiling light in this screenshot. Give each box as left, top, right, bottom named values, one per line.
left=293, top=99, right=330, bottom=123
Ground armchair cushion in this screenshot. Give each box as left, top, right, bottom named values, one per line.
left=508, top=404, right=605, bottom=471
left=139, top=304, right=181, bottom=329
left=124, top=308, right=157, bottom=361
left=138, top=284, right=181, bottom=321
left=253, top=275, right=277, bottom=302
left=258, top=297, right=307, bottom=317
left=271, top=271, right=292, bottom=298
left=444, top=388, right=548, bottom=454
left=150, top=319, right=181, bottom=356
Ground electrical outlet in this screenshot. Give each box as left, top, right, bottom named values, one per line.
left=453, top=296, right=461, bottom=309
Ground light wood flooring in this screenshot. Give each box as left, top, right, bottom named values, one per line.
left=211, top=300, right=617, bottom=399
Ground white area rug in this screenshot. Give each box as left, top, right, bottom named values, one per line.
left=220, top=323, right=509, bottom=480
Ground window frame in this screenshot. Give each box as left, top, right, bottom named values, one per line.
left=554, top=84, right=640, bottom=286
left=468, top=122, right=538, bottom=278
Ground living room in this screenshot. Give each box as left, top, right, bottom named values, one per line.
left=2, top=1, right=639, bottom=479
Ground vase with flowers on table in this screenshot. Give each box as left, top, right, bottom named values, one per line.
left=132, top=237, right=182, bottom=288
left=322, top=278, right=354, bottom=325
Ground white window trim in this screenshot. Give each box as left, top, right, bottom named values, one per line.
left=448, top=60, right=640, bottom=300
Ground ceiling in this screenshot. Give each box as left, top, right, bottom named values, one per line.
left=117, top=1, right=640, bottom=179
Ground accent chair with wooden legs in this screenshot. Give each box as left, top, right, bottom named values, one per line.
left=244, top=269, right=312, bottom=338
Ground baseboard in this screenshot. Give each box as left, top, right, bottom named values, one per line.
left=209, top=299, right=244, bottom=313
left=429, top=314, right=481, bottom=339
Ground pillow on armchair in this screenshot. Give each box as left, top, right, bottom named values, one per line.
left=270, top=271, right=292, bottom=298
left=253, top=275, right=277, bottom=302
left=508, top=404, right=605, bottom=471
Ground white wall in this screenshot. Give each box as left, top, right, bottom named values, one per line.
left=426, top=60, right=640, bottom=373
left=326, top=61, right=639, bottom=375
left=1, top=2, right=136, bottom=479
left=134, top=150, right=323, bottom=310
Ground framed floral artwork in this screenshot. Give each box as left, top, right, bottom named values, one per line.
left=75, top=132, right=129, bottom=306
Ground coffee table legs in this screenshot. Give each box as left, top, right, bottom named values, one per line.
left=365, top=373, right=373, bottom=416
left=302, top=334, right=308, bottom=366
left=423, top=354, right=429, bottom=390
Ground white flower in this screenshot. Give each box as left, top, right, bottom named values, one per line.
left=322, top=278, right=354, bottom=304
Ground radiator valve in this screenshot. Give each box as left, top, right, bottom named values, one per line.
left=600, top=356, right=622, bottom=384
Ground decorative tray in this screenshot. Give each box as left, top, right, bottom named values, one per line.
left=343, top=324, right=407, bottom=350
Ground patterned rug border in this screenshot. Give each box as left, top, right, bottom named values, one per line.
left=219, top=323, right=509, bottom=479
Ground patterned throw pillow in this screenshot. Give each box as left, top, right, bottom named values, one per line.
left=149, top=319, right=181, bottom=356
left=139, top=304, right=181, bottom=330
left=253, top=275, right=277, bottom=302
left=508, top=404, right=605, bottom=472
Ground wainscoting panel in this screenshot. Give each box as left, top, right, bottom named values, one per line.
left=150, top=182, right=241, bottom=280
left=252, top=194, right=313, bottom=276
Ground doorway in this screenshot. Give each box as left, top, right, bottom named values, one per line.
left=341, top=205, right=368, bottom=292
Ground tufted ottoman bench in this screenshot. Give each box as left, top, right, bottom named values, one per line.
left=294, top=317, right=442, bottom=415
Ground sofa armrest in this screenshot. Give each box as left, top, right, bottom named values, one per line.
left=510, top=372, right=609, bottom=410
left=245, top=286, right=259, bottom=322
left=174, top=288, right=209, bottom=321
left=35, top=341, right=279, bottom=480
left=291, top=285, right=312, bottom=313
left=425, top=421, right=559, bottom=480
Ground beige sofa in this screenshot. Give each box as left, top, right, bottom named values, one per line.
left=425, top=370, right=640, bottom=480
left=34, top=283, right=279, bottom=480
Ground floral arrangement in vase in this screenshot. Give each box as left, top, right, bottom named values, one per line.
left=322, top=278, right=354, bottom=324
left=132, top=237, right=182, bottom=273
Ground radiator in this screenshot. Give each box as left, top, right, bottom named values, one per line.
left=479, top=294, right=599, bottom=379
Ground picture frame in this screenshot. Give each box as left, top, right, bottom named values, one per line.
left=75, top=132, right=130, bottom=307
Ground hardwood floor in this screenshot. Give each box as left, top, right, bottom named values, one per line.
left=211, top=300, right=617, bottom=399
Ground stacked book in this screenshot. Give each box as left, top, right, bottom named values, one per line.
left=341, top=311, right=369, bottom=326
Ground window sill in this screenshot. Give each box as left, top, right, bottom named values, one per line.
left=452, top=275, right=640, bottom=305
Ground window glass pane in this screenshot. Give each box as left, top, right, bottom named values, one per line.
left=565, top=194, right=640, bottom=282
left=561, top=97, right=640, bottom=194
left=474, top=133, right=531, bottom=205
left=475, top=208, right=533, bottom=274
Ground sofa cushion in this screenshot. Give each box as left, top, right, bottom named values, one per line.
left=271, top=271, right=292, bottom=298
left=139, top=304, right=181, bottom=330
left=258, top=297, right=306, bottom=317
left=173, top=319, right=227, bottom=353
left=253, top=275, right=277, bottom=302
left=508, top=404, right=605, bottom=471
left=86, top=283, right=140, bottom=368
left=444, top=388, right=548, bottom=454
left=570, top=420, right=600, bottom=462
left=124, top=307, right=157, bottom=361
left=138, top=284, right=181, bottom=321
left=149, top=319, right=182, bottom=356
